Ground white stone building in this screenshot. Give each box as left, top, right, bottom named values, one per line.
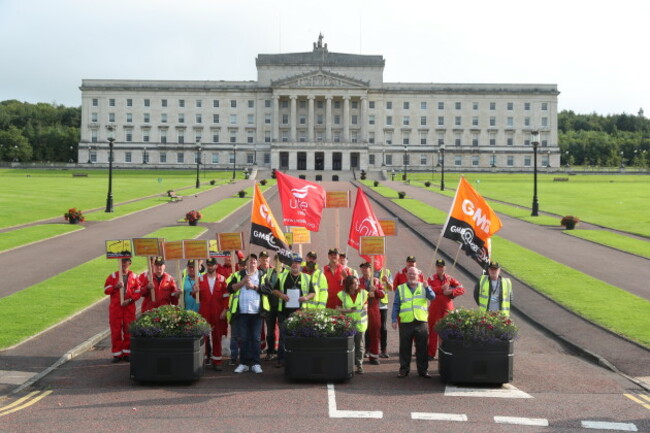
left=78, top=36, right=560, bottom=173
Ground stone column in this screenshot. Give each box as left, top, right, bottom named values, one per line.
left=325, top=96, right=332, bottom=142
left=360, top=96, right=368, bottom=143
left=290, top=95, right=297, bottom=142
left=272, top=95, right=280, bottom=142
left=343, top=96, right=350, bottom=142
left=307, top=95, right=315, bottom=142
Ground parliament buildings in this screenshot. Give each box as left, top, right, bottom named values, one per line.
left=78, top=36, right=560, bottom=174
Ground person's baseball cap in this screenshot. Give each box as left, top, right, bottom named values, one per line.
left=306, top=251, right=317, bottom=259
left=121, top=257, right=132, bottom=263
left=435, top=259, right=446, bottom=267
left=153, top=257, right=165, bottom=265
left=292, top=254, right=303, bottom=263
left=339, top=252, right=347, bottom=258
left=488, top=261, right=500, bottom=269
left=259, top=251, right=269, bottom=258
left=328, top=248, right=339, bottom=255
left=359, top=262, right=371, bottom=269
left=206, top=258, right=217, bottom=266
left=406, top=255, right=416, bottom=263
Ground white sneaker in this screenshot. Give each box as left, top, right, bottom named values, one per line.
left=234, top=364, right=249, bottom=374
left=251, top=364, right=263, bottom=374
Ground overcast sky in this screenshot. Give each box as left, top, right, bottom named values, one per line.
left=0, top=0, right=647, bottom=115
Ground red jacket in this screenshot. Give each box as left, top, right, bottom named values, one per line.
left=324, top=263, right=345, bottom=309
left=139, top=272, right=179, bottom=312
left=195, top=273, right=228, bottom=319
left=393, top=266, right=424, bottom=290
left=427, top=273, right=464, bottom=315
left=104, top=270, right=141, bottom=311
left=359, top=276, right=385, bottom=312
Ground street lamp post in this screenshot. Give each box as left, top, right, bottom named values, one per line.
left=531, top=130, right=539, bottom=216
left=143, top=146, right=148, bottom=165
left=232, top=144, right=237, bottom=180
left=87, top=145, right=93, bottom=164
left=547, top=150, right=551, bottom=169
left=391, top=169, right=395, bottom=181
left=439, top=144, right=445, bottom=191
left=620, top=150, right=625, bottom=169
left=403, top=145, right=408, bottom=181
left=195, top=140, right=201, bottom=188
left=491, top=150, right=496, bottom=168
left=105, top=125, right=115, bottom=213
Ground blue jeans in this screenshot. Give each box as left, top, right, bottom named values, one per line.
left=237, top=314, right=263, bottom=366
left=230, top=317, right=239, bottom=362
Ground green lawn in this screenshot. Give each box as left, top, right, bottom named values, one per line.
left=0, top=225, right=206, bottom=349
left=565, top=230, right=650, bottom=259
left=408, top=173, right=650, bottom=236
left=0, top=224, right=83, bottom=253
left=0, top=169, right=234, bottom=228
left=392, top=199, right=447, bottom=224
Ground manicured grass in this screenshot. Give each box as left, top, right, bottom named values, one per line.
left=200, top=198, right=250, bottom=223
left=0, top=224, right=83, bottom=253
left=392, top=199, right=447, bottom=224
left=409, top=173, right=650, bottom=236
left=565, top=230, right=650, bottom=259
left=0, top=169, right=233, bottom=228
left=0, top=226, right=205, bottom=349
left=491, top=236, right=650, bottom=346
left=359, top=180, right=402, bottom=198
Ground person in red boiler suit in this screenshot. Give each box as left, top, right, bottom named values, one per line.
left=104, top=257, right=141, bottom=363
left=193, top=258, right=228, bottom=371
left=359, top=262, right=385, bottom=365
left=427, top=259, right=465, bottom=359
left=392, top=255, right=424, bottom=290
left=323, top=248, right=345, bottom=309
left=140, top=257, right=180, bottom=313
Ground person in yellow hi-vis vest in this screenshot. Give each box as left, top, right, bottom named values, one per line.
left=391, top=267, right=436, bottom=379
left=335, top=274, right=368, bottom=375
left=372, top=265, right=393, bottom=358
left=473, top=261, right=512, bottom=316
left=302, top=251, right=328, bottom=309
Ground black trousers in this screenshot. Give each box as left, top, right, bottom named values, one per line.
left=398, top=320, right=429, bottom=374
left=265, top=309, right=279, bottom=354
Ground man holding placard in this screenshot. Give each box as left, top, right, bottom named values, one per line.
left=140, top=258, right=180, bottom=312
left=104, top=258, right=141, bottom=363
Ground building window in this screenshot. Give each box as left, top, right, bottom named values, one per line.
left=472, top=135, right=479, bottom=146
left=144, top=113, right=150, bottom=123
left=125, top=152, right=132, bottom=162
left=196, top=99, right=202, bottom=108
left=265, top=99, right=271, bottom=108
left=315, top=100, right=323, bottom=109
left=248, top=100, right=254, bottom=108
left=507, top=156, right=514, bottom=166
left=212, top=153, right=219, bottom=164
left=385, top=131, right=392, bottom=144
left=299, top=115, right=306, bottom=125
left=350, top=132, right=357, bottom=143
left=403, top=101, right=410, bottom=110
left=109, top=98, right=115, bottom=107
left=230, top=131, right=237, bottom=143
left=369, top=154, right=376, bottom=165
left=507, top=102, right=513, bottom=110
left=317, top=114, right=324, bottom=125
left=282, top=114, right=288, bottom=125
left=524, top=102, right=531, bottom=111
left=369, top=101, right=375, bottom=109
left=472, top=155, right=479, bottom=166
left=455, top=138, right=461, bottom=146
left=420, top=116, right=427, bottom=126
left=212, top=134, right=219, bottom=143
left=351, top=115, right=358, bottom=125
left=230, top=114, right=237, bottom=125
left=403, top=137, right=410, bottom=145
left=299, top=100, right=306, bottom=109
left=472, top=116, right=479, bottom=126
left=247, top=153, right=254, bottom=164
left=126, top=131, right=133, bottom=142
left=454, top=155, right=462, bottom=166
left=489, top=136, right=496, bottom=146
left=196, top=114, right=202, bottom=124
left=213, top=100, right=220, bottom=108
left=229, top=152, right=235, bottom=163
left=90, top=151, right=97, bottom=162
left=281, top=100, right=288, bottom=108
left=403, top=153, right=409, bottom=165
left=542, top=139, right=548, bottom=147
left=334, top=115, right=341, bottom=125
left=455, top=116, right=461, bottom=126
left=264, top=131, right=271, bottom=143
left=369, top=115, right=375, bottom=125
left=489, top=117, right=496, bottom=127
left=438, top=102, right=444, bottom=110
left=160, top=131, right=167, bottom=144
left=507, top=117, right=514, bottom=127
left=473, top=102, right=479, bottom=110
left=542, top=117, right=549, bottom=127
left=143, top=131, right=150, bottom=142
left=507, top=136, right=513, bottom=146
left=421, top=102, right=427, bottom=110
left=177, top=153, right=184, bottom=163
left=333, top=133, right=340, bottom=143
left=91, top=112, right=98, bottom=122
left=265, top=114, right=271, bottom=124
left=385, top=154, right=393, bottom=166
left=386, top=101, right=392, bottom=110
left=437, top=116, right=444, bottom=126
left=386, top=115, right=393, bottom=126
left=91, top=130, right=98, bottom=143
left=403, top=116, right=410, bottom=126
left=179, top=99, right=185, bottom=108
left=126, top=98, right=132, bottom=107
left=524, top=117, right=530, bottom=127
left=161, top=99, right=167, bottom=107
left=524, top=156, right=531, bottom=167
left=438, top=138, right=444, bottom=145
left=178, top=133, right=185, bottom=144
left=455, top=102, right=461, bottom=110
left=541, top=102, right=548, bottom=111
left=92, top=98, right=98, bottom=106
left=264, top=153, right=271, bottom=164
left=178, top=114, right=185, bottom=123
left=248, top=114, right=254, bottom=125
left=490, top=102, right=496, bottom=110
left=369, top=132, right=375, bottom=144
left=108, top=113, right=115, bottom=122
left=231, top=100, right=237, bottom=108
left=247, top=131, right=254, bottom=143
left=160, top=152, right=166, bottom=163
left=351, top=101, right=358, bottom=109
left=334, top=101, right=341, bottom=109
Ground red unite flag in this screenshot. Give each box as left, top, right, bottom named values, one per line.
left=348, top=187, right=385, bottom=270
left=276, top=170, right=326, bottom=232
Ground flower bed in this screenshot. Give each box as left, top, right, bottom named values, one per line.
left=63, top=207, right=85, bottom=223
left=435, top=308, right=517, bottom=345
left=283, top=308, right=357, bottom=338
left=129, top=305, right=211, bottom=338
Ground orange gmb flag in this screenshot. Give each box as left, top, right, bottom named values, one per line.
left=441, top=176, right=502, bottom=268
left=250, top=183, right=293, bottom=265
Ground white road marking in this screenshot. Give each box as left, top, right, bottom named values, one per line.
left=494, top=416, right=549, bottom=426
left=411, top=412, right=467, bottom=422
left=327, top=384, right=383, bottom=419
left=581, top=421, right=638, bottom=431
left=445, top=383, right=533, bottom=398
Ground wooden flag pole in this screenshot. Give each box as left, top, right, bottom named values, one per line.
left=335, top=208, right=340, bottom=250
left=194, top=259, right=200, bottom=304
left=428, top=231, right=445, bottom=277
left=450, top=244, right=462, bottom=274
left=117, top=260, right=125, bottom=306
left=148, top=256, right=156, bottom=302
left=176, top=260, right=184, bottom=310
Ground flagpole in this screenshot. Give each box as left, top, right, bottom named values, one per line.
left=428, top=231, right=445, bottom=276
left=451, top=244, right=462, bottom=273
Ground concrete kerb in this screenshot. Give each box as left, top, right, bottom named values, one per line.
left=354, top=181, right=650, bottom=392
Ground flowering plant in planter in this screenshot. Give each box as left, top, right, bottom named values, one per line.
left=435, top=308, right=518, bottom=345
left=184, top=210, right=203, bottom=223
left=63, top=207, right=85, bottom=223
left=560, top=215, right=579, bottom=230
left=283, top=309, right=357, bottom=338
left=129, top=305, right=211, bottom=338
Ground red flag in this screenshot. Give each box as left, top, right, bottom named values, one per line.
left=276, top=171, right=326, bottom=232
left=348, top=187, right=385, bottom=270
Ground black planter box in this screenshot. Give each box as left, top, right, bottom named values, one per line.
left=284, top=336, right=354, bottom=382
left=438, top=339, right=513, bottom=385
left=130, top=336, right=204, bottom=383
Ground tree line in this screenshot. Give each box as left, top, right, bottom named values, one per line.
left=0, top=99, right=648, bottom=167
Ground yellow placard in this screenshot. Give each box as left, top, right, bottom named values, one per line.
left=379, top=219, right=398, bottom=236
left=183, top=240, right=209, bottom=259
left=217, top=232, right=244, bottom=252
left=163, top=241, right=184, bottom=260
left=209, top=240, right=230, bottom=258
left=105, top=239, right=133, bottom=259
left=290, top=226, right=311, bottom=244
left=284, top=232, right=294, bottom=246
left=133, top=238, right=164, bottom=257
left=359, top=236, right=386, bottom=256
left=326, top=191, right=350, bottom=208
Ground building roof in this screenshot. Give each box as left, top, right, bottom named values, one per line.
left=256, top=49, right=384, bottom=68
